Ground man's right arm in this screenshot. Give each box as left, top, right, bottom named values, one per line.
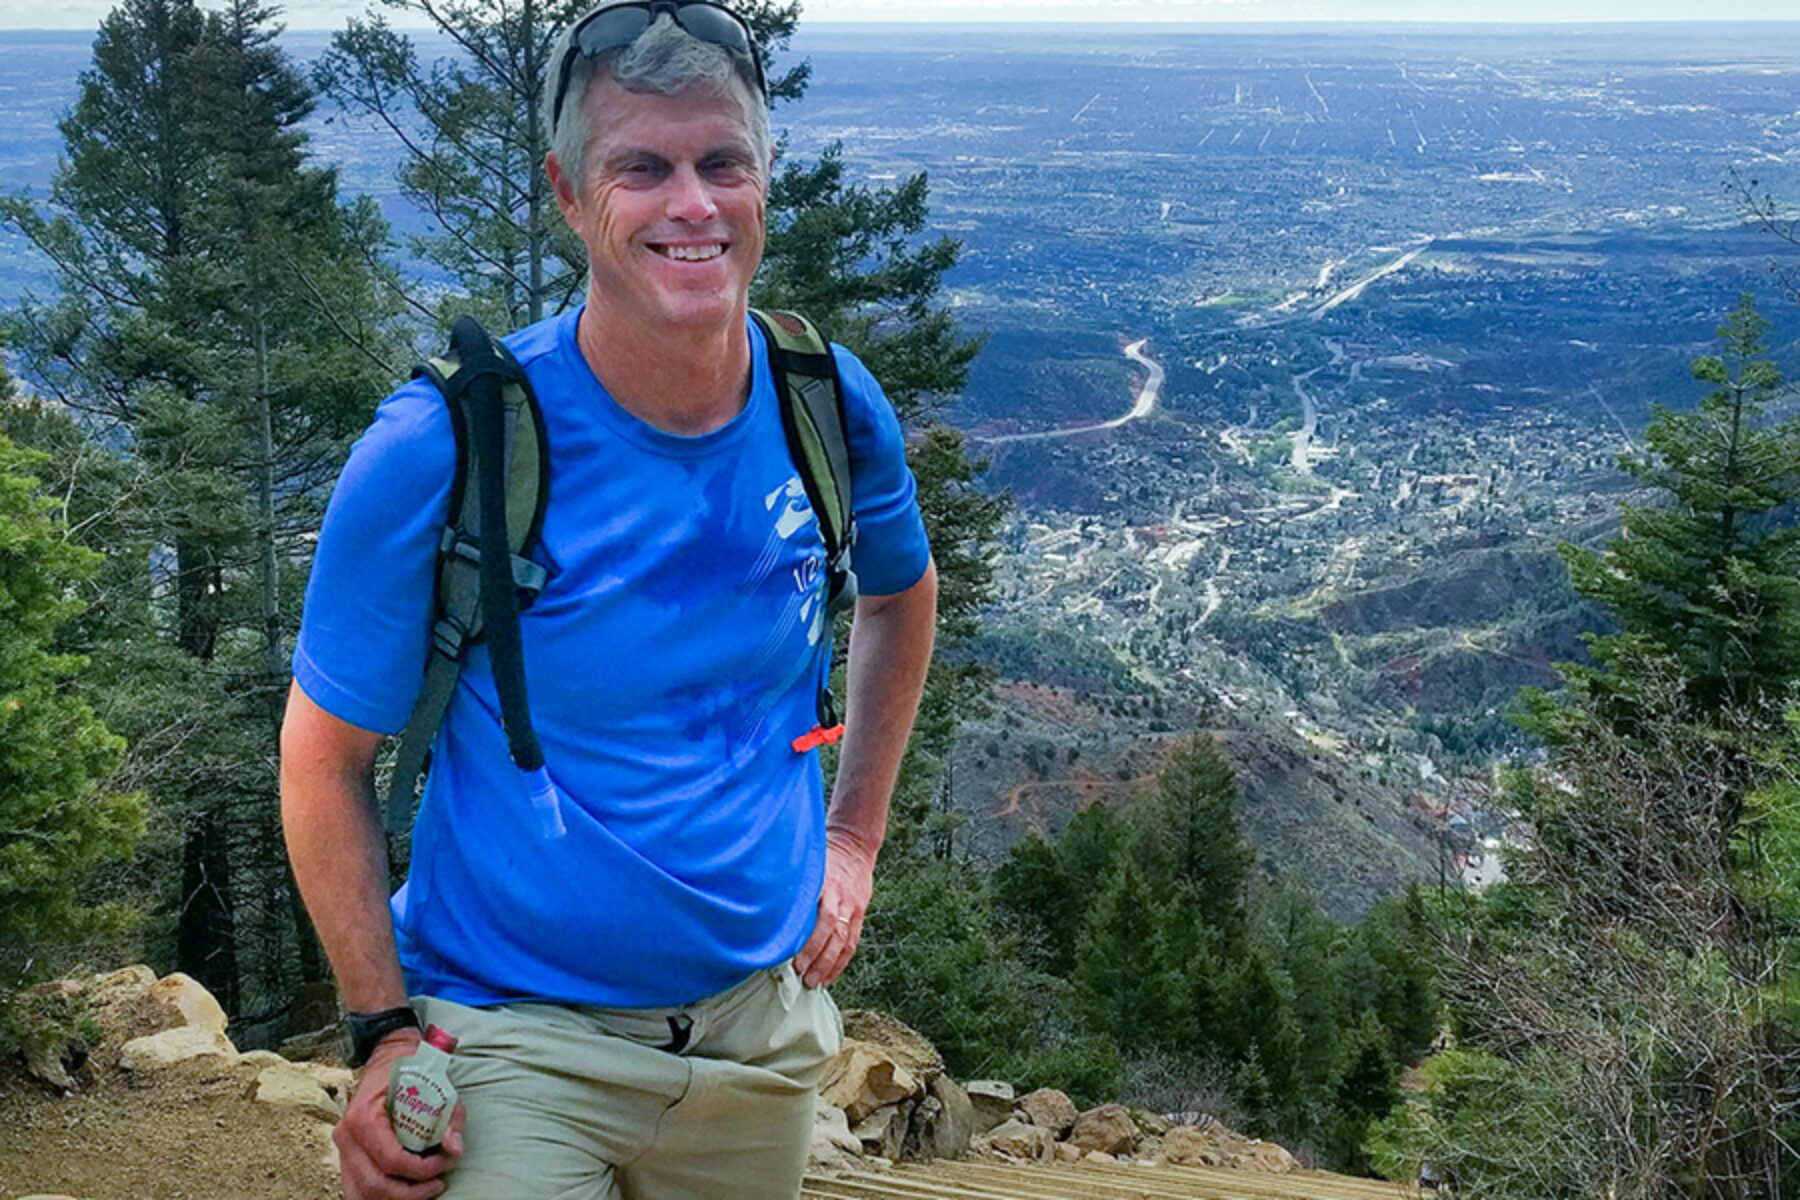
left=280, top=682, right=461, bottom=1200
left=280, top=680, right=406, bottom=1013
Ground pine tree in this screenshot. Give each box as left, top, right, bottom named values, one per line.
left=0, top=406, right=144, bottom=988
left=1136, top=735, right=1251, bottom=950
left=1252, top=873, right=1344, bottom=1098
left=1561, top=293, right=1800, bottom=715
left=4, top=0, right=405, bottom=1015
left=1055, top=802, right=1123, bottom=917
left=1215, top=947, right=1303, bottom=1128
left=1071, top=857, right=1184, bottom=1050
left=1326, top=1012, right=1403, bottom=1174
left=991, top=829, right=1070, bottom=974
left=757, top=146, right=981, bottom=426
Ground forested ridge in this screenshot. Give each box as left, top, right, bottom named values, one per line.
left=4, top=1, right=1800, bottom=1193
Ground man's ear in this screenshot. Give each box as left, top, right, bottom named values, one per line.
left=546, top=152, right=581, bottom=222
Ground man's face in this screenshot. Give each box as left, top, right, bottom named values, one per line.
left=552, top=77, right=767, bottom=335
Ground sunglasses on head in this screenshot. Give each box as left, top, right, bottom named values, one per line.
left=550, top=0, right=768, bottom=135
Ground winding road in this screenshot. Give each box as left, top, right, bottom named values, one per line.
left=977, top=338, right=1163, bottom=444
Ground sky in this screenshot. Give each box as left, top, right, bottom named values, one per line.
left=0, top=0, right=1792, bottom=30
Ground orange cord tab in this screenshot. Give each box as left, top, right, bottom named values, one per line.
left=791, top=723, right=846, bottom=753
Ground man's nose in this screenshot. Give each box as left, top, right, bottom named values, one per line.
left=665, top=165, right=719, bottom=223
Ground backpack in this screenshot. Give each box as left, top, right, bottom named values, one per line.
left=383, top=310, right=859, bottom=835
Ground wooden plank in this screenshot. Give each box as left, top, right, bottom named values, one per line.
left=916, top=1160, right=1297, bottom=1200
left=1062, top=1162, right=1410, bottom=1200
left=901, top=1160, right=1411, bottom=1200
left=803, top=1159, right=1417, bottom=1200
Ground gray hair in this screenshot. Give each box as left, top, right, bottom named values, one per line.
left=545, top=11, right=771, bottom=193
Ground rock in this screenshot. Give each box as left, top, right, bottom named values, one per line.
left=901, top=1094, right=942, bottom=1161
left=923, top=1074, right=973, bottom=1159
left=964, top=1079, right=1015, bottom=1135
left=1240, top=1140, right=1299, bottom=1173
left=841, top=1009, right=943, bottom=1082
left=814, top=1096, right=861, bottom=1155
left=21, top=1030, right=77, bottom=1093
left=1083, top=1150, right=1116, bottom=1164
left=1017, top=1087, right=1078, bottom=1137
left=279, top=1024, right=348, bottom=1065
left=1130, top=1107, right=1171, bottom=1137
left=820, top=1040, right=918, bottom=1124
left=78, top=967, right=179, bottom=1056
left=238, top=1049, right=289, bottom=1070
left=982, top=1118, right=1054, bottom=1163
left=145, top=972, right=228, bottom=1034
left=1067, top=1104, right=1136, bottom=1156
left=1164, top=1124, right=1224, bottom=1168
left=1053, top=1141, right=1083, bottom=1163
left=808, top=1128, right=857, bottom=1174
left=83, top=965, right=157, bottom=1009
left=247, top=1063, right=341, bottom=1123
left=118, top=1025, right=236, bottom=1071
left=300, top=1062, right=356, bottom=1108
left=852, top=1100, right=909, bottom=1161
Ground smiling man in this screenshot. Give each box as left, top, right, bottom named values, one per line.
left=279, top=4, right=938, bottom=1198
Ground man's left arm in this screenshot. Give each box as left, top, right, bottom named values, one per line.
left=796, top=559, right=938, bottom=988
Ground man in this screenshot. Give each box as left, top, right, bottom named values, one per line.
left=280, top=4, right=937, bottom=1197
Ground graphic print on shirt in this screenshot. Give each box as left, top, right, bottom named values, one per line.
left=733, top=475, right=829, bottom=753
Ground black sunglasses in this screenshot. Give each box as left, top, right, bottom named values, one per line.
left=550, top=0, right=768, bottom=136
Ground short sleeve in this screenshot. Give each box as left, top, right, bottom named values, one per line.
left=292, top=380, right=457, bottom=735
left=833, top=346, right=932, bottom=597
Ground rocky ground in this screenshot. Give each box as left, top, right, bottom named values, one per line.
left=2, top=968, right=1315, bottom=1200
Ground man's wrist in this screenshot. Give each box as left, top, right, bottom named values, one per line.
left=346, top=1005, right=421, bottom=1068
left=825, top=821, right=883, bottom=862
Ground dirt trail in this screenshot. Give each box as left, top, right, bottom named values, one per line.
left=1, top=1058, right=338, bottom=1200
left=992, top=775, right=1157, bottom=818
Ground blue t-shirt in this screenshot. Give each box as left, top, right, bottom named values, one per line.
left=293, top=310, right=930, bottom=1008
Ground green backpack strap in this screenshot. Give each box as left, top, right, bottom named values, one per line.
left=751, top=308, right=858, bottom=752
left=751, top=309, right=858, bottom=617
left=385, top=317, right=550, bottom=835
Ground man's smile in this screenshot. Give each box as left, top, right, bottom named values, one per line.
left=650, top=241, right=727, bottom=262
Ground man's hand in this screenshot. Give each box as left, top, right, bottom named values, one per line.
left=795, top=828, right=879, bottom=988
left=335, top=1033, right=465, bottom=1200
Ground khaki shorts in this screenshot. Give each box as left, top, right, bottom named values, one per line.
left=415, top=962, right=841, bottom=1200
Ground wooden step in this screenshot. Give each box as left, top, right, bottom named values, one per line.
left=804, top=1160, right=1416, bottom=1200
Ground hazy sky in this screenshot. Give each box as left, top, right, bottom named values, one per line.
left=0, top=0, right=1792, bottom=31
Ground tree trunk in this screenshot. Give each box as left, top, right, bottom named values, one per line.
left=177, top=805, right=239, bottom=1014
left=525, top=0, right=546, bottom=323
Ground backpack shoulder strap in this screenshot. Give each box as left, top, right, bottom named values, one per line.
left=751, top=308, right=857, bottom=619
left=751, top=308, right=860, bottom=754
left=385, top=317, right=550, bottom=835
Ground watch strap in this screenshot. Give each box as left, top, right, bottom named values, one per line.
left=346, top=1005, right=421, bottom=1069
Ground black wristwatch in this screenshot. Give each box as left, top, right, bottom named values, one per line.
left=346, top=1005, right=422, bottom=1069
